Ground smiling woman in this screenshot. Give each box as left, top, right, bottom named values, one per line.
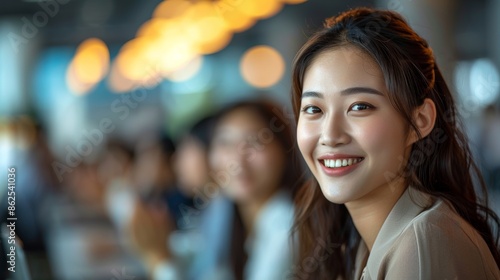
left=291, top=7, right=500, bottom=280
left=298, top=47, right=414, bottom=207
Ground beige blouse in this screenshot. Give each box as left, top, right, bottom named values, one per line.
left=353, top=187, right=500, bottom=280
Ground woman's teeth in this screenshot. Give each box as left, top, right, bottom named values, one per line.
left=323, top=158, right=363, bottom=168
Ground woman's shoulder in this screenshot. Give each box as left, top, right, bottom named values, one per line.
left=408, top=195, right=487, bottom=250
left=384, top=194, right=499, bottom=279
left=410, top=196, right=477, bottom=236
left=393, top=188, right=488, bottom=244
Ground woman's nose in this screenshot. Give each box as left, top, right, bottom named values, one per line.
left=319, top=113, right=351, bottom=147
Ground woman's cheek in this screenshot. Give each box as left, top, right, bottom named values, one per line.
left=297, top=120, right=319, bottom=159
left=354, top=121, right=382, bottom=149
left=253, top=145, right=279, bottom=170
left=357, top=117, right=406, bottom=165
left=209, top=147, right=228, bottom=174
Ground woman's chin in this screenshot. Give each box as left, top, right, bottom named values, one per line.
left=319, top=185, right=354, bottom=204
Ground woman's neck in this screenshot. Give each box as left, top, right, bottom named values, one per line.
left=237, top=191, right=277, bottom=234
left=346, top=181, right=407, bottom=251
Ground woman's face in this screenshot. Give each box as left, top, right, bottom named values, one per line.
left=174, top=137, right=209, bottom=195
left=297, top=47, right=412, bottom=205
left=210, top=107, right=286, bottom=204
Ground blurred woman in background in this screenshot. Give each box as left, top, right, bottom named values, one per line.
left=201, top=99, right=303, bottom=280
left=129, top=99, right=304, bottom=280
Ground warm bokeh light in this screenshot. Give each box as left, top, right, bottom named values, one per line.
left=240, top=45, right=285, bottom=88
left=166, top=56, right=203, bottom=82
left=136, top=18, right=173, bottom=38
left=73, top=48, right=106, bottom=84
left=115, top=38, right=159, bottom=81
left=107, top=0, right=308, bottom=93
left=188, top=16, right=233, bottom=54
left=66, top=65, right=93, bottom=95
left=218, top=6, right=256, bottom=33
left=134, top=18, right=198, bottom=77
left=108, top=61, right=138, bottom=93
left=67, top=38, right=109, bottom=95
left=182, top=2, right=232, bottom=54
left=156, top=38, right=197, bottom=76
left=153, top=0, right=192, bottom=19
left=237, top=0, right=283, bottom=19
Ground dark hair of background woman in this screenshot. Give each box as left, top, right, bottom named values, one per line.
left=291, top=7, right=500, bottom=280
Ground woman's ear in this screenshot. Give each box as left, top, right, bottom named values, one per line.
left=407, top=98, right=436, bottom=146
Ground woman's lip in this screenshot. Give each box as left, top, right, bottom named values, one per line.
left=318, top=158, right=364, bottom=177
left=318, top=154, right=364, bottom=160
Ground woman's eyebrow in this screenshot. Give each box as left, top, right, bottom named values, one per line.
left=340, top=87, right=384, bottom=96
left=302, top=87, right=383, bottom=99
left=301, top=91, right=323, bottom=99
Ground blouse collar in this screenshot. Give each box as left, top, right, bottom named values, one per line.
left=363, top=187, right=434, bottom=278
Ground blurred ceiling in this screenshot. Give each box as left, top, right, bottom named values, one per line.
left=0, top=0, right=492, bottom=59
left=0, top=0, right=494, bottom=62
left=0, top=0, right=160, bottom=46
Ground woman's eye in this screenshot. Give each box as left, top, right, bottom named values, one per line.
left=301, top=106, right=322, bottom=114
left=350, top=103, right=373, bottom=111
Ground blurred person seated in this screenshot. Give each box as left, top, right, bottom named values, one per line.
left=127, top=114, right=217, bottom=277
left=133, top=134, right=176, bottom=197
left=132, top=134, right=189, bottom=224
left=128, top=99, right=305, bottom=280
left=102, top=138, right=137, bottom=232
left=173, top=115, right=217, bottom=229
left=46, top=138, right=146, bottom=280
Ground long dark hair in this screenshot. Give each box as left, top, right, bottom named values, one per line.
left=213, top=99, right=305, bottom=280
left=291, top=7, right=500, bottom=279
